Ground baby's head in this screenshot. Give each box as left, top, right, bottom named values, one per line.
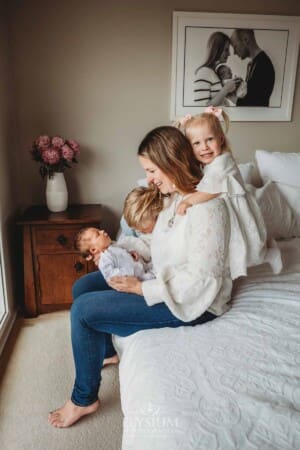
left=123, top=185, right=164, bottom=234
left=176, top=109, right=231, bottom=166
left=75, top=227, right=112, bottom=259
left=215, top=63, right=232, bottom=81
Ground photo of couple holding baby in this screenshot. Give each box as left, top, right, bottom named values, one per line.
left=48, top=106, right=282, bottom=428
left=193, top=29, right=275, bottom=107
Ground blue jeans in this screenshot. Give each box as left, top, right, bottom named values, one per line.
left=70, top=271, right=216, bottom=406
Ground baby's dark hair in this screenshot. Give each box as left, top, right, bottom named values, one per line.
left=123, top=185, right=164, bottom=229
left=74, top=227, right=95, bottom=258
left=215, top=63, right=229, bottom=80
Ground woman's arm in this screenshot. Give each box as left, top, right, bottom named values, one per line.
left=142, top=200, right=231, bottom=321
left=209, top=79, right=240, bottom=106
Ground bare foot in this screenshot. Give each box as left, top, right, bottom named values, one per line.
left=103, top=354, right=119, bottom=367
left=48, top=399, right=100, bottom=428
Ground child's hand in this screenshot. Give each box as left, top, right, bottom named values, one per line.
left=130, top=251, right=140, bottom=261
left=176, top=200, right=192, bottom=216
left=86, top=251, right=101, bottom=266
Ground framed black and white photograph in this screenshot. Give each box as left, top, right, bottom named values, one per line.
left=171, top=12, right=300, bottom=121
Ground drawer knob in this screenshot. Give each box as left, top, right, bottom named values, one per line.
left=56, top=234, right=67, bottom=246
left=74, top=261, right=84, bottom=272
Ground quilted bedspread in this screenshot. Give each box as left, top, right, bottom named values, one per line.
left=113, top=239, right=300, bottom=450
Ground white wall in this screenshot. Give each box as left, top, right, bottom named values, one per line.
left=7, top=0, right=300, bottom=234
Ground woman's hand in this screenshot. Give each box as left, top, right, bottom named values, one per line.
left=224, top=77, right=242, bottom=94
left=108, top=276, right=143, bottom=295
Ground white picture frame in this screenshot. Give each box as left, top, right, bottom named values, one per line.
left=171, top=12, right=300, bottom=121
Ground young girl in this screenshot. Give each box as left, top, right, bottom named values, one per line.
left=175, top=107, right=282, bottom=279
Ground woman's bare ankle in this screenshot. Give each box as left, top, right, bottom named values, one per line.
left=48, top=399, right=100, bottom=428
left=103, top=354, right=119, bottom=367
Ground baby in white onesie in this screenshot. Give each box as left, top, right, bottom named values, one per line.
left=215, top=63, right=247, bottom=106
left=75, top=227, right=155, bottom=281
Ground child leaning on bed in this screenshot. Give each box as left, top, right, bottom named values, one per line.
left=174, top=107, right=282, bottom=279
left=75, top=185, right=163, bottom=282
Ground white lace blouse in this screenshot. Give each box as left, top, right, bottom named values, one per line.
left=141, top=196, right=232, bottom=321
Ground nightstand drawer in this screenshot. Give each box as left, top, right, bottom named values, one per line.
left=33, top=226, right=82, bottom=253
left=37, top=254, right=89, bottom=304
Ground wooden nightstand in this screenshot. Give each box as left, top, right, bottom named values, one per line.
left=17, top=204, right=103, bottom=317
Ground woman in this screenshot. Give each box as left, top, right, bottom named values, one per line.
left=48, top=126, right=232, bottom=428
left=194, top=31, right=241, bottom=106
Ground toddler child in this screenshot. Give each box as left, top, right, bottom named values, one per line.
left=75, top=185, right=163, bottom=282
left=175, top=107, right=282, bottom=279
left=215, top=63, right=247, bottom=106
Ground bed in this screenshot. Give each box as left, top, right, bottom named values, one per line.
left=113, top=150, right=300, bottom=449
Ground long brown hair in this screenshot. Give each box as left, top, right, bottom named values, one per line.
left=138, top=126, right=202, bottom=194
left=195, top=31, right=230, bottom=74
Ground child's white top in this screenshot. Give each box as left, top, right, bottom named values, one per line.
left=197, top=153, right=280, bottom=279
left=99, top=244, right=154, bottom=282
left=117, top=233, right=152, bottom=262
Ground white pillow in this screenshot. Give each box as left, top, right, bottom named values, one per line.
left=255, top=150, right=300, bottom=187
left=246, top=181, right=300, bottom=239
left=275, top=182, right=300, bottom=221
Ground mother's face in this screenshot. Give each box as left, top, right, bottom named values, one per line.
left=138, top=155, right=176, bottom=195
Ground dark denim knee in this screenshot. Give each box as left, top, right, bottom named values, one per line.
left=72, top=271, right=109, bottom=300
left=72, top=276, right=87, bottom=300
left=71, top=294, right=87, bottom=324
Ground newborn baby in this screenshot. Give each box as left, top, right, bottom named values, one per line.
left=75, top=227, right=155, bottom=282
left=215, top=63, right=247, bottom=105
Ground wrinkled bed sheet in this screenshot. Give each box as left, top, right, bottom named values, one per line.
left=113, top=238, right=300, bottom=450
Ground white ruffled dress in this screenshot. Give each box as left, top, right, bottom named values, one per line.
left=197, top=153, right=281, bottom=279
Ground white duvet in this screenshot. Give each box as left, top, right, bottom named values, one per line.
left=113, top=239, right=300, bottom=450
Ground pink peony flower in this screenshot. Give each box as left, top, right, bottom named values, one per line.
left=67, top=139, right=80, bottom=154
left=35, top=135, right=50, bottom=148
left=30, top=133, right=80, bottom=178
left=61, top=144, right=74, bottom=161
left=51, top=136, right=65, bottom=148
left=42, top=147, right=61, bottom=165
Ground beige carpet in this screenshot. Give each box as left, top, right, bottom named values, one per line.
left=0, top=311, right=123, bottom=450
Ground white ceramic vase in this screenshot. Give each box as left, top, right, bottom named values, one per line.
left=46, top=172, right=68, bottom=212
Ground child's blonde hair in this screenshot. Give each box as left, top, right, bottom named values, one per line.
left=174, top=109, right=231, bottom=156
left=123, top=185, right=164, bottom=229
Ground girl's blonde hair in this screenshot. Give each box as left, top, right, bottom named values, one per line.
left=138, top=126, right=202, bottom=194
left=174, top=109, right=231, bottom=156
left=123, top=185, right=164, bottom=229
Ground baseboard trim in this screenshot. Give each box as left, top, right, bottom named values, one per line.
left=0, top=309, right=18, bottom=356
